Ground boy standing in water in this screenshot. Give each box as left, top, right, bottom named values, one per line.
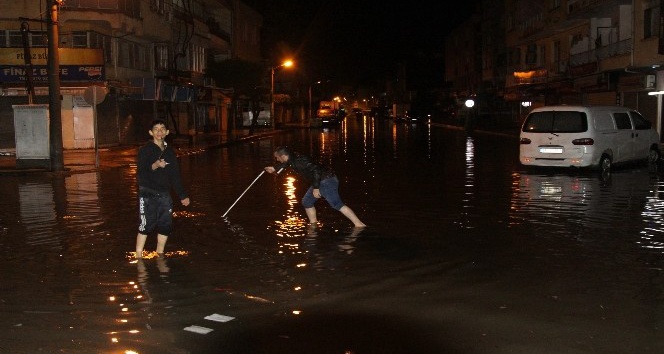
left=135, top=119, right=190, bottom=258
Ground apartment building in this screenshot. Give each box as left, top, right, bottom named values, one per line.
left=0, top=0, right=262, bottom=150
left=446, top=0, right=664, bottom=136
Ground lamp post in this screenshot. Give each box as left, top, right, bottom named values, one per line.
left=48, top=0, right=65, bottom=171
left=270, top=60, right=293, bottom=130
left=308, top=80, right=321, bottom=121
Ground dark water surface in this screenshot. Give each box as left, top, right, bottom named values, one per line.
left=1, top=118, right=664, bottom=353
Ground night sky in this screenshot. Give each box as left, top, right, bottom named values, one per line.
left=243, top=1, right=478, bottom=90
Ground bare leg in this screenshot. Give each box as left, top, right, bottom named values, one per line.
left=305, top=207, right=318, bottom=224
left=156, top=233, right=168, bottom=255
left=135, top=233, right=148, bottom=259
left=339, top=205, right=366, bottom=227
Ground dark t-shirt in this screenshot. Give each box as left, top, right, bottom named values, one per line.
left=137, top=141, right=188, bottom=199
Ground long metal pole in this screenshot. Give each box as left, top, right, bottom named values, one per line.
left=270, top=67, right=275, bottom=130
left=222, top=168, right=283, bottom=217
left=308, top=84, right=312, bottom=121
left=20, top=22, right=35, bottom=104
left=93, top=86, right=99, bottom=168
left=48, top=1, right=64, bottom=172
left=223, top=171, right=265, bottom=218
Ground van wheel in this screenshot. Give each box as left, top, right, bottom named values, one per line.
left=648, top=148, right=660, bottom=165
left=599, top=155, right=612, bottom=173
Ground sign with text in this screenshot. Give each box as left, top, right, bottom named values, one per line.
left=0, top=48, right=104, bottom=83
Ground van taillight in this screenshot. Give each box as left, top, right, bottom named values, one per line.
left=572, top=138, right=594, bottom=145
left=520, top=137, right=531, bottom=144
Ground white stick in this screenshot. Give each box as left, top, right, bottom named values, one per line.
left=159, top=139, right=168, bottom=160
left=222, top=168, right=283, bottom=218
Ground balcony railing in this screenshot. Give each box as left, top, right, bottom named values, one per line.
left=569, top=39, right=632, bottom=66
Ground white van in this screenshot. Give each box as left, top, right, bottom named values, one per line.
left=519, top=105, right=660, bottom=171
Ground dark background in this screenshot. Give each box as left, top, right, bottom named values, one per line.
left=243, top=1, right=478, bottom=90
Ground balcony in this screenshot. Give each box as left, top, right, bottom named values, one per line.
left=206, top=18, right=231, bottom=42
left=569, top=39, right=631, bottom=67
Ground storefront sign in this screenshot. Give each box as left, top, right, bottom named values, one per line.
left=0, top=65, right=104, bottom=82
left=0, top=48, right=104, bottom=82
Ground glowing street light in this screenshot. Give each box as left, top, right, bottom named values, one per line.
left=270, top=60, right=293, bottom=129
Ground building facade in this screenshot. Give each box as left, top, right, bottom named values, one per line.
left=446, top=0, right=664, bottom=137
left=0, top=0, right=262, bottom=150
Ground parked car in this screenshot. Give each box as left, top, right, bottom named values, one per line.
left=321, top=115, right=340, bottom=126
left=321, top=110, right=345, bottom=127
left=519, top=105, right=660, bottom=172
left=394, top=112, right=422, bottom=124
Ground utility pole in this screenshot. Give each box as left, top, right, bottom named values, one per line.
left=48, top=1, right=64, bottom=171
left=20, top=22, right=35, bottom=104
left=270, top=66, right=275, bottom=130
left=269, top=60, right=294, bottom=130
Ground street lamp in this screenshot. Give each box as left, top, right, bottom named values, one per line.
left=270, top=59, right=293, bottom=129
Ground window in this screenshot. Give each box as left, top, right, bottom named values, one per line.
left=8, top=30, right=23, bottom=47
left=30, top=32, right=47, bottom=47
left=189, top=44, right=206, bottom=73
left=88, top=32, right=104, bottom=49
left=523, top=111, right=588, bottom=133
left=630, top=111, right=652, bottom=130
left=65, top=0, right=139, bottom=17
left=614, top=113, right=632, bottom=130
left=525, top=44, right=537, bottom=65
left=98, top=0, right=116, bottom=9
left=509, top=47, right=521, bottom=66
left=103, top=36, right=112, bottom=63
left=155, top=44, right=169, bottom=71
left=644, top=6, right=660, bottom=39
left=553, top=41, right=560, bottom=62
left=72, top=31, right=88, bottom=48
left=117, top=39, right=149, bottom=71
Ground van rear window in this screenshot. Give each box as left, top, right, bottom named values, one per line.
left=522, top=111, right=588, bottom=133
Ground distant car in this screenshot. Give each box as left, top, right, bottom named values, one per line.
left=352, top=108, right=363, bottom=119
left=321, top=111, right=344, bottom=127
left=394, top=112, right=421, bottom=124
left=321, top=116, right=340, bottom=126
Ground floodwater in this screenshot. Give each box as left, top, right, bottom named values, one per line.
left=2, top=117, right=664, bottom=353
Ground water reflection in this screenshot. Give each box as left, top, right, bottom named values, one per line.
left=5, top=121, right=664, bottom=352
left=103, top=257, right=173, bottom=351
left=361, top=115, right=375, bottom=166
left=274, top=175, right=308, bottom=251
left=302, top=224, right=365, bottom=271
left=636, top=178, right=664, bottom=251
left=512, top=168, right=664, bottom=252
left=6, top=172, right=103, bottom=251
left=19, top=182, right=57, bottom=246
left=457, top=136, right=475, bottom=229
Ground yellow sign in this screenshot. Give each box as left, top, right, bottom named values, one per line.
left=0, top=48, right=103, bottom=65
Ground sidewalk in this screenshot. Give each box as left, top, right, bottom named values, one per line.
left=0, top=127, right=289, bottom=174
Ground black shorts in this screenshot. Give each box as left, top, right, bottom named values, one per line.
left=137, top=190, right=173, bottom=237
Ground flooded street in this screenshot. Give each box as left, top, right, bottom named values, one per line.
left=2, top=118, right=664, bottom=353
